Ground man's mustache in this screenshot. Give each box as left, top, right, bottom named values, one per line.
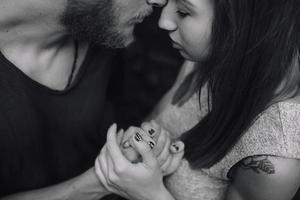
left=129, top=8, right=153, bottom=23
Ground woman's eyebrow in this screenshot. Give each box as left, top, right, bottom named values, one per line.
left=177, top=0, right=195, bottom=8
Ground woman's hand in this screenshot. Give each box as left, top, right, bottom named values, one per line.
left=120, top=120, right=184, bottom=175
left=94, top=124, right=183, bottom=200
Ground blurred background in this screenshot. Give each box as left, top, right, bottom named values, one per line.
left=108, top=7, right=183, bottom=129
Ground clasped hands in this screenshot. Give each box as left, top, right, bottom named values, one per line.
left=94, top=121, right=184, bottom=200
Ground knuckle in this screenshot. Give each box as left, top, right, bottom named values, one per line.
left=157, top=131, right=166, bottom=144
left=148, top=157, right=159, bottom=167
left=153, top=160, right=160, bottom=168
left=108, top=172, right=119, bottom=184
left=161, top=167, right=167, bottom=174
left=141, top=122, right=149, bottom=129
left=160, top=148, right=169, bottom=158
left=106, top=176, right=114, bottom=186
left=114, top=165, right=125, bottom=175
left=124, top=127, right=137, bottom=139
left=158, top=157, right=168, bottom=166
left=164, top=129, right=170, bottom=137
left=127, top=126, right=136, bottom=133
left=138, top=128, right=147, bottom=137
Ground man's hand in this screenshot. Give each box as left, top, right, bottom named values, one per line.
left=94, top=124, right=179, bottom=200
left=120, top=121, right=184, bottom=175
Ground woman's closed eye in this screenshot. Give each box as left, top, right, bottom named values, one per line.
left=176, top=10, right=189, bottom=18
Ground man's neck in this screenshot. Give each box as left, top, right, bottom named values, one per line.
left=0, top=0, right=67, bottom=51
left=0, top=0, right=90, bottom=90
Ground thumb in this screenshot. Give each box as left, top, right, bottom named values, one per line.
left=164, top=149, right=184, bottom=176
left=116, top=129, right=124, bottom=146
left=169, top=141, right=185, bottom=154
left=131, top=132, right=157, bottom=167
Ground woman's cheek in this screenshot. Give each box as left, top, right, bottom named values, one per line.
left=183, top=29, right=211, bottom=60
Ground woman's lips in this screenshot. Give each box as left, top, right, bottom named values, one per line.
left=171, top=40, right=182, bottom=50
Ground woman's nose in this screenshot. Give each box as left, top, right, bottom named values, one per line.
left=158, top=5, right=177, bottom=31
left=146, top=0, right=167, bottom=7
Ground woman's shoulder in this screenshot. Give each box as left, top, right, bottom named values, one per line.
left=204, top=100, right=300, bottom=180
left=276, top=100, right=300, bottom=123
left=233, top=100, right=300, bottom=152
left=237, top=100, right=300, bottom=161
left=255, top=100, right=300, bottom=138
left=225, top=101, right=300, bottom=199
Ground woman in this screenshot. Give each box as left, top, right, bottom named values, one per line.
left=95, top=0, right=300, bottom=199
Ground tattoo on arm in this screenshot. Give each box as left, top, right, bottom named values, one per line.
left=240, top=156, right=275, bottom=175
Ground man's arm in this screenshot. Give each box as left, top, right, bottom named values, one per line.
left=226, top=155, right=300, bottom=200
left=1, top=168, right=110, bottom=200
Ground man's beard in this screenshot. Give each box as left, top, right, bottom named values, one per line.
left=61, top=0, right=129, bottom=48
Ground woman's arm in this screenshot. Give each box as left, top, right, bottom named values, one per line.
left=1, top=168, right=110, bottom=200
left=226, top=155, right=300, bottom=200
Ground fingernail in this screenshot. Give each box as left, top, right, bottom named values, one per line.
left=148, top=129, right=155, bottom=136
left=171, top=144, right=180, bottom=152
left=148, top=141, right=156, bottom=149
left=122, top=140, right=131, bottom=148
left=134, top=132, right=142, bottom=142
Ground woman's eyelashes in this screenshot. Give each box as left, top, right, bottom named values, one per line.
left=176, top=10, right=189, bottom=18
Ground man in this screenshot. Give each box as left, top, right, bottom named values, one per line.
left=0, top=0, right=166, bottom=199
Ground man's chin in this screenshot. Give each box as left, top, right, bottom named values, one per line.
left=99, top=33, right=135, bottom=49
left=121, top=35, right=135, bottom=48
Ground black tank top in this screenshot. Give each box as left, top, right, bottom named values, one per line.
left=0, top=45, right=120, bottom=196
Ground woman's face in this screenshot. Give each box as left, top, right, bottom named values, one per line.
left=159, top=0, right=214, bottom=61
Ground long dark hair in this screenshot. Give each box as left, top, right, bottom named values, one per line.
left=180, top=0, right=300, bottom=169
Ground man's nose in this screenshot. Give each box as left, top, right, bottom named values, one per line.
left=146, top=0, right=167, bottom=7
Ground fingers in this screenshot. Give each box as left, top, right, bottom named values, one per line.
left=116, top=129, right=124, bottom=146
left=163, top=141, right=185, bottom=176
left=135, top=128, right=156, bottom=150
left=95, top=159, right=111, bottom=191
left=120, top=126, right=149, bottom=162
left=121, top=126, right=137, bottom=149
left=130, top=132, right=157, bottom=168
left=95, top=146, right=130, bottom=199
left=106, top=124, right=130, bottom=166
left=141, top=122, right=158, bottom=140
left=141, top=121, right=171, bottom=158
left=164, top=151, right=184, bottom=176
left=156, top=133, right=171, bottom=166
left=95, top=146, right=110, bottom=189
left=170, top=141, right=184, bottom=154
left=160, top=155, right=173, bottom=175
left=124, top=126, right=156, bottom=151
left=105, top=146, right=124, bottom=191
left=151, top=130, right=166, bottom=157
left=149, top=120, right=163, bottom=140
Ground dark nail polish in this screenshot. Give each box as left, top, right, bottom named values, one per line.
left=148, top=129, right=155, bottom=136
left=134, top=132, right=142, bottom=142
left=172, top=144, right=179, bottom=152
left=148, top=141, right=155, bottom=149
